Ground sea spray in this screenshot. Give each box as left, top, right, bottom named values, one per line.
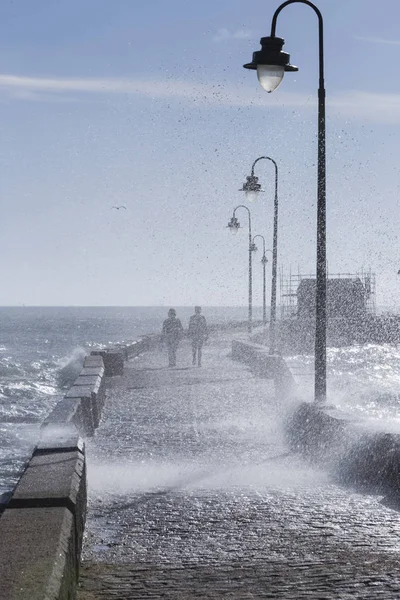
left=56, top=347, right=86, bottom=389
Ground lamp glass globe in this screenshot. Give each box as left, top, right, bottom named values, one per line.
left=245, top=190, right=259, bottom=203
left=256, top=64, right=285, bottom=93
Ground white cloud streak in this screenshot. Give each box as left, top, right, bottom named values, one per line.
left=355, top=35, right=400, bottom=46
left=1, top=73, right=400, bottom=123
left=0, top=73, right=308, bottom=107
left=212, top=28, right=252, bottom=43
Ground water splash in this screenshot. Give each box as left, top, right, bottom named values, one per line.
left=56, top=347, right=86, bottom=388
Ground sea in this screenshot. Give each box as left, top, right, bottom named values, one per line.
left=1, top=306, right=400, bottom=502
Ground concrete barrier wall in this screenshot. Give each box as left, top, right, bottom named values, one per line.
left=0, top=433, right=85, bottom=600
left=42, top=355, right=106, bottom=438
left=231, top=339, right=296, bottom=399
left=0, top=336, right=153, bottom=600
left=286, top=401, right=400, bottom=492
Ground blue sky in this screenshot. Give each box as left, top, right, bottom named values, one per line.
left=1, top=0, right=400, bottom=306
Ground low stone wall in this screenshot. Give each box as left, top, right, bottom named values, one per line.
left=90, top=335, right=158, bottom=376
left=0, top=432, right=85, bottom=600
left=0, top=336, right=152, bottom=600
left=42, top=354, right=106, bottom=438
left=286, top=402, right=400, bottom=492
left=231, top=339, right=296, bottom=399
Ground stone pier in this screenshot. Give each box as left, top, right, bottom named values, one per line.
left=78, top=332, right=400, bottom=599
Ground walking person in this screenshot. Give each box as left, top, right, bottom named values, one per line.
left=161, top=308, right=183, bottom=367
left=188, top=306, right=208, bottom=367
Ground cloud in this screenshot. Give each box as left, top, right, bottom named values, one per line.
left=0, top=73, right=307, bottom=107
left=212, top=28, right=252, bottom=43
left=355, top=35, right=400, bottom=46
left=1, top=73, right=400, bottom=123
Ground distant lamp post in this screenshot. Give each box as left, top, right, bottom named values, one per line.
left=227, top=205, right=253, bottom=333
left=241, top=173, right=263, bottom=203
left=241, top=156, right=279, bottom=354
left=243, top=0, right=327, bottom=404
left=227, top=215, right=241, bottom=235
left=252, top=235, right=272, bottom=325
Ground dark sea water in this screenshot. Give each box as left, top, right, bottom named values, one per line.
left=0, top=306, right=259, bottom=500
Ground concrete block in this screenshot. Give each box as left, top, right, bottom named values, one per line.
left=339, top=431, right=400, bottom=490
left=124, top=335, right=159, bottom=358
left=41, top=363, right=107, bottom=439
left=286, top=402, right=400, bottom=493
left=80, top=366, right=104, bottom=377
left=125, top=341, right=138, bottom=356
left=80, top=396, right=96, bottom=434
left=64, top=385, right=100, bottom=433
left=114, top=344, right=128, bottom=359
left=231, top=340, right=296, bottom=399
left=0, top=507, right=77, bottom=600
left=91, top=349, right=124, bottom=376
left=72, top=374, right=106, bottom=425
left=9, top=451, right=86, bottom=511
left=83, top=355, right=104, bottom=368
left=36, top=428, right=84, bottom=456
left=42, top=399, right=82, bottom=430
left=285, top=402, right=353, bottom=458
left=65, top=385, right=97, bottom=399
left=9, top=450, right=87, bottom=552
left=39, top=420, right=78, bottom=436
left=43, top=397, right=93, bottom=437
left=73, top=375, right=101, bottom=387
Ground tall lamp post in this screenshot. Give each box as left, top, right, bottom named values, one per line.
left=243, top=0, right=327, bottom=403
left=227, top=205, right=255, bottom=334
left=252, top=235, right=272, bottom=326
left=241, top=156, right=279, bottom=354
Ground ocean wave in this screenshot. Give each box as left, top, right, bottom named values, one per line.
left=0, top=359, right=25, bottom=378
left=287, top=344, right=400, bottom=419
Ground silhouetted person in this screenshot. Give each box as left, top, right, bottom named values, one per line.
left=188, top=306, right=208, bottom=367
left=161, top=308, right=183, bottom=367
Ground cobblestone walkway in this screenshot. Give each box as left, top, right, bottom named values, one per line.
left=78, top=334, right=400, bottom=599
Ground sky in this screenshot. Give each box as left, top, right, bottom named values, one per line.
left=1, top=0, right=400, bottom=307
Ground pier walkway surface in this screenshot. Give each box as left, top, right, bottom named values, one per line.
left=78, top=332, right=400, bottom=599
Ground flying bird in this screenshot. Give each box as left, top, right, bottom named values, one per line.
left=111, top=206, right=127, bottom=210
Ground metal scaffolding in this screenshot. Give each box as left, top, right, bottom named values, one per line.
left=279, top=268, right=376, bottom=320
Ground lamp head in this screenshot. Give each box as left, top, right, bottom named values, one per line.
left=240, top=174, right=264, bottom=202
left=243, top=36, right=298, bottom=93
left=227, top=216, right=241, bottom=235
left=261, top=255, right=268, bottom=265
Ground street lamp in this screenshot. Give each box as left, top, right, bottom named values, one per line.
left=240, top=156, right=279, bottom=355
left=243, top=0, right=327, bottom=404
left=227, top=205, right=253, bottom=333
left=252, top=235, right=272, bottom=326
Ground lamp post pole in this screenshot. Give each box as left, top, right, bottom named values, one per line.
left=243, top=0, right=327, bottom=403
left=253, top=235, right=272, bottom=326
left=227, top=205, right=254, bottom=334
left=243, top=156, right=279, bottom=353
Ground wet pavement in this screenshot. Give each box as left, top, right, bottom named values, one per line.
left=78, top=333, right=400, bottom=599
